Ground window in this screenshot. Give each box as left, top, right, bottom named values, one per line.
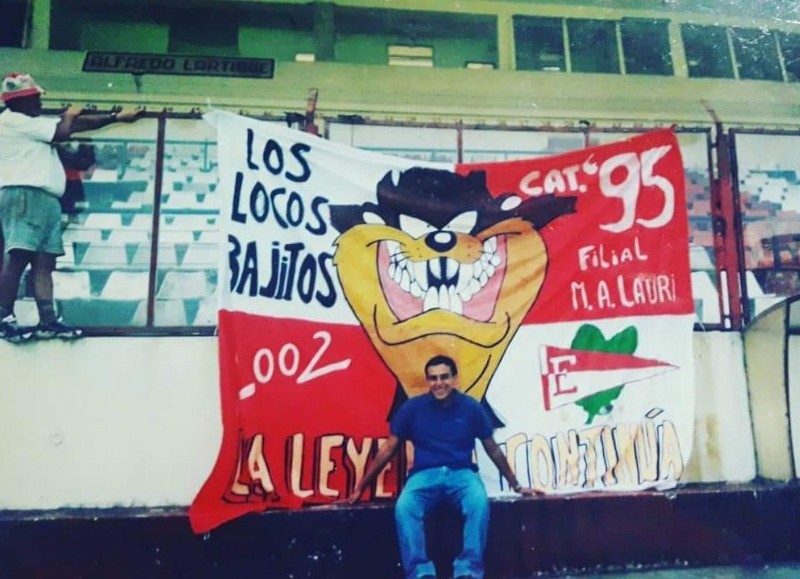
left=568, top=19, right=619, bottom=74
left=513, top=17, right=565, bottom=72
left=169, top=11, right=239, bottom=56
left=621, top=19, right=673, bottom=76
left=0, top=0, right=27, bottom=47
left=731, top=28, right=782, bottom=81
left=328, top=124, right=458, bottom=163
left=779, top=32, right=800, bottom=82
left=55, top=119, right=160, bottom=328
left=335, top=8, right=496, bottom=69
left=159, top=119, right=221, bottom=327
left=733, top=132, right=800, bottom=318
left=682, top=24, right=734, bottom=79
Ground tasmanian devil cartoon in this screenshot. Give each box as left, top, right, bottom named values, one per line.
left=330, top=167, right=576, bottom=424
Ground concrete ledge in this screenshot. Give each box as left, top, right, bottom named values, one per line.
left=2, top=482, right=800, bottom=579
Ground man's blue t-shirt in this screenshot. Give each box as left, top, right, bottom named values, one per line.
left=390, top=391, right=494, bottom=476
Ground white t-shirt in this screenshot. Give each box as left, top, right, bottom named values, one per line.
left=0, top=109, right=65, bottom=197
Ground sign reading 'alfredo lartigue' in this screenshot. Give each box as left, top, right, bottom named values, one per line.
left=189, top=111, right=695, bottom=533
left=82, top=51, right=275, bottom=79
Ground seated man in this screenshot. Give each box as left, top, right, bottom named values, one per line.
left=344, top=354, right=539, bottom=579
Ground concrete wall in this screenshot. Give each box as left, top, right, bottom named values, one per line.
left=1, top=47, right=799, bottom=126
left=0, top=330, right=776, bottom=511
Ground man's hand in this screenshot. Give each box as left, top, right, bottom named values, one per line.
left=339, top=489, right=362, bottom=506
left=63, top=105, right=85, bottom=119
left=115, top=108, right=144, bottom=123
left=516, top=486, right=545, bottom=497
left=309, top=490, right=362, bottom=510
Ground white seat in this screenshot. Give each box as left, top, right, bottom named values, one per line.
left=689, top=245, right=714, bottom=271
left=158, top=271, right=214, bottom=299
left=58, top=244, right=76, bottom=267
left=193, top=172, right=218, bottom=185
left=163, top=215, right=216, bottom=231
left=128, top=245, right=152, bottom=268
left=158, top=230, right=195, bottom=244
left=129, top=243, right=179, bottom=268
left=197, top=230, right=221, bottom=243
left=690, top=271, right=720, bottom=324
left=78, top=243, right=128, bottom=268
left=53, top=270, right=92, bottom=299
left=83, top=213, right=122, bottom=230
left=108, top=229, right=150, bottom=243
left=63, top=227, right=103, bottom=244
left=129, top=213, right=154, bottom=230
left=193, top=296, right=218, bottom=326
left=163, top=192, right=199, bottom=210
left=102, top=271, right=150, bottom=300
left=181, top=243, right=219, bottom=268
left=132, top=299, right=188, bottom=326
left=89, top=168, right=119, bottom=182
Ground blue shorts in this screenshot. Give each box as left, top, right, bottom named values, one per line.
left=0, top=186, right=64, bottom=256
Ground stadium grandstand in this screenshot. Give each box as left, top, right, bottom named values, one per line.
left=1, top=1, right=800, bottom=577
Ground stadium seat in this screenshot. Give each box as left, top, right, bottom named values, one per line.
left=162, top=192, right=200, bottom=210
left=53, top=270, right=92, bottom=299
left=58, top=298, right=142, bottom=327
left=181, top=243, right=219, bottom=268
left=690, top=271, right=721, bottom=325
left=108, top=229, right=150, bottom=243
left=198, top=230, right=221, bottom=243
left=77, top=242, right=128, bottom=268
left=82, top=213, right=123, bottom=230
left=689, top=245, right=714, bottom=270
left=193, top=296, right=218, bottom=326
left=163, top=215, right=217, bottom=231
left=157, top=271, right=214, bottom=299
left=132, top=299, right=188, bottom=326
left=89, top=168, right=120, bottom=182
left=158, top=230, right=195, bottom=244
left=63, top=227, right=103, bottom=244
left=58, top=243, right=76, bottom=268
left=128, top=213, right=154, bottom=230
left=102, top=271, right=150, bottom=300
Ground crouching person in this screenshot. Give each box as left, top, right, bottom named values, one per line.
left=342, top=354, right=540, bottom=579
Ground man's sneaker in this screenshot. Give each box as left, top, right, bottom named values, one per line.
left=0, top=315, right=33, bottom=344
left=34, top=317, right=84, bottom=340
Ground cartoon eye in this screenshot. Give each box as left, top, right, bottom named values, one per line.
left=363, top=211, right=386, bottom=225
left=399, top=214, right=436, bottom=239
left=443, top=211, right=477, bottom=234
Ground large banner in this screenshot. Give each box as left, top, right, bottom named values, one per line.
left=189, top=112, right=695, bottom=533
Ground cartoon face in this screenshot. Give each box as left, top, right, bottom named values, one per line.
left=330, top=168, right=575, bottom=406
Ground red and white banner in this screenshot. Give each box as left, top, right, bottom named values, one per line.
left=189, top=112, right=695, bottom=533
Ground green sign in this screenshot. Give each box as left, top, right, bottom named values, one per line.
left=82, top=52, right=275, bottom=79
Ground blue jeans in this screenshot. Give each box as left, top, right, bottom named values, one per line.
left=395, top=466, right=489, bottom=579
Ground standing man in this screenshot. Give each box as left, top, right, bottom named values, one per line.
left=0, top=72, right=142, bottom=342
left=344, top=354, right=540, bottom=579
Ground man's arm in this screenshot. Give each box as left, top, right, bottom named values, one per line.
left=480, top=437, right=542, bottom=496
left=54, top=106, right=143, bottom=141
left=341, top=434, right=402, bottom=505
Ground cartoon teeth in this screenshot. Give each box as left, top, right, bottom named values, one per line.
left=385, top=238, right=501, bottom=314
